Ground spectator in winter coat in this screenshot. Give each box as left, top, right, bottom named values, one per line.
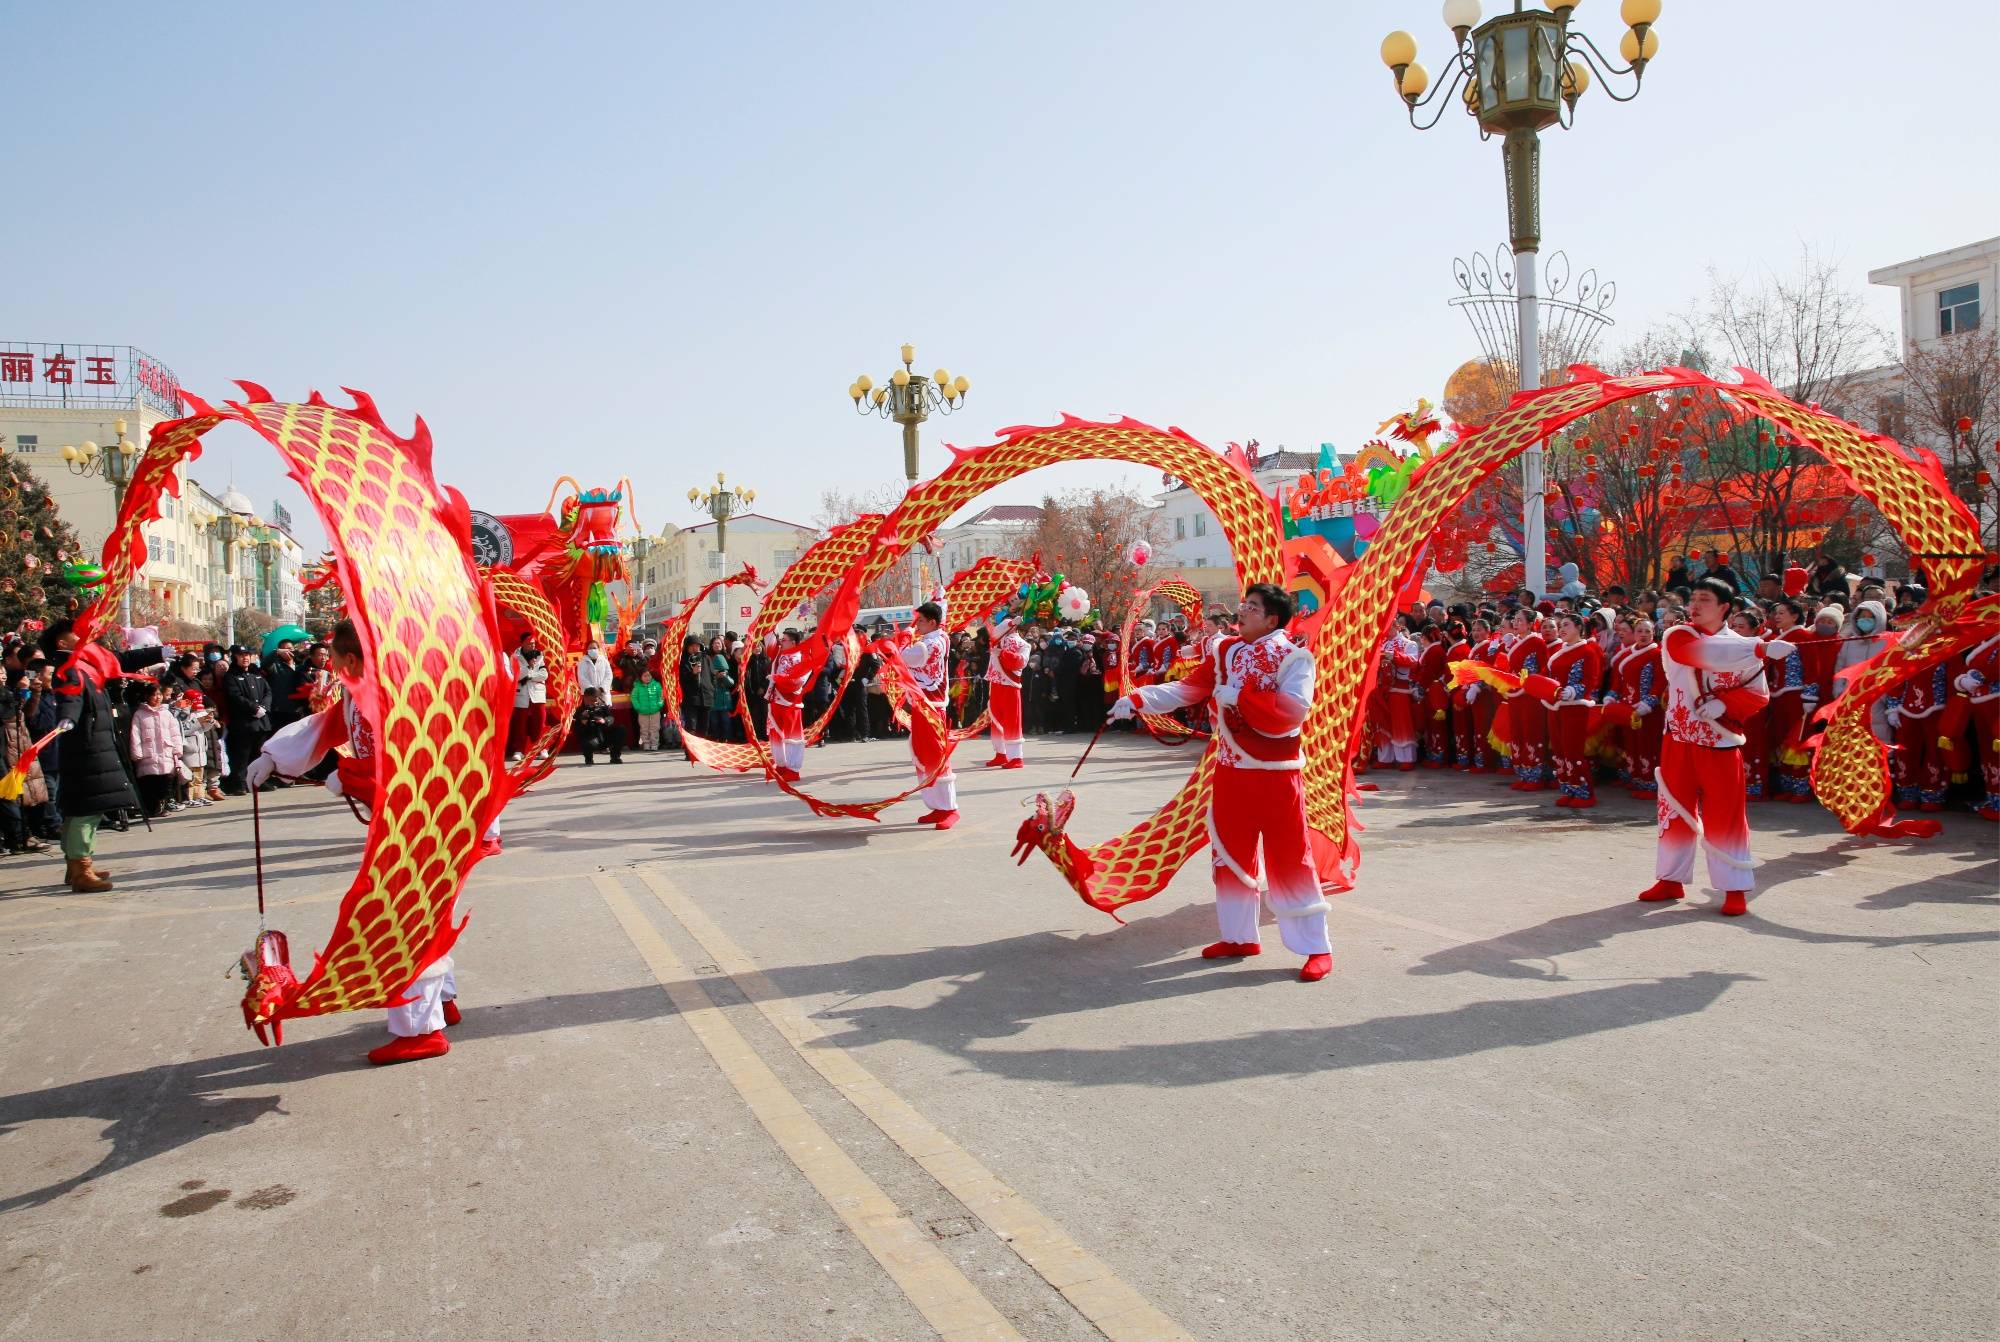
left=677, top=636, right=707, bottom=738
left=128, top=680, right=185, bottom=817
left=508, top=641, right=550, bottom=762
left=0, top=666, right=49, bottom=853
left=576, top=641, right=614, bottom=698
left=629, top=668, right=665, bottom=751
left=220, top=645, right=273, bottom=795
left=264, top=639, right=308, bottom=730
left=41, top=618, right=164, bottom=891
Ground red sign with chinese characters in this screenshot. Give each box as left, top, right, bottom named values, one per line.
left=0, top=342, right=181, bottom=416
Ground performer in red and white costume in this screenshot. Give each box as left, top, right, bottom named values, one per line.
left=1637, top=578, right=1788, bottom=918
left=1764, top=598, right=1817, bottom=803
left=983, top=612, right=1029, bottom=769
left=1130, top=619, right=1160, bottom=686
left=1502, top=606, right=1552, bottom=789
left=1374, top=622, right=1422, bottom=770
left=1604, top=615, right=1663, bottom=797
left=246, top=619, right=489, bottom=1064
left=765, top=565, right=865, bottom=782
left=1544, top=613, right=1605, bottom=807
left=1956, top=631, right=2000, bottom=821
left=1464, top=618, right=1507, bottom=774
left=896, top=601, right=959, bottom=829
left=1109, top=582, right=1332, bottom=982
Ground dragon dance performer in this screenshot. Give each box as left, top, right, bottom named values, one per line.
left=983, top=612, right=1030, bottom=769
left=1637, top=578, right=1791, bottom=918
left=1957, top=632, right=2000, bottom=821
left=1108, top=582, right=1333, bottom=983
left=1880, top=657, right=1967, bottom=813
left=888, top=601, right=959, bottom=829
left=1764, top=599, right=1817, bottom=804
left=1130, top=619, right=1160, bottom=687
left=765, top=565, right=866, bottom=783
left=1545, top=613, right=1605, bottom=807
left=245, top=619, right=490, bottom=1065
left=1462, top=618, right=1506, bottom=773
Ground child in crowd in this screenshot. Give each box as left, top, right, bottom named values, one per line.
left=128, top=680, right=185, bottom=818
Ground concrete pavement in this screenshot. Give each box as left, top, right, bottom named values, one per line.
left=1, top=735, right=1995, bottom=1340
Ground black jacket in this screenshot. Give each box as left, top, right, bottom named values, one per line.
left=263, top=657, right=306, bottom=728
left=52, top=647, right=163, bottom=818
left=222, top=667, right=273, bottom=734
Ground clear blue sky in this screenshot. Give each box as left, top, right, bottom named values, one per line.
left=7, top=1, right=1995, bottom=551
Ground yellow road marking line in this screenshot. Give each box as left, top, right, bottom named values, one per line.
left=636, top=866, right=1194, bottom=1342
left=591, top=873, right=1022, bottom=1342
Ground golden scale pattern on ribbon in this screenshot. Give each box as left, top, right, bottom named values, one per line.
left=1117, top=577, right=1208, bottom=743
left=81, top=386, right=511, bottom=1022
left=1312, top=364, right=1991, bottom=856
left=483, top=566, right=574, bottom=791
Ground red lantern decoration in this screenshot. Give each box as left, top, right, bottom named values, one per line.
left=1678, top=395, right=1693, bottom=408
left=1978, top=469, right=1994, bottom=488
left=1862, top=552, right=1877, bottom=566
left=1483, top=541, right=1496, bottom=554
left=1957, top=416, right=1974, bottom=433
left=1583, top=453, right=1597, bottom=466
left=1697, top=447, right=1710, bottom=461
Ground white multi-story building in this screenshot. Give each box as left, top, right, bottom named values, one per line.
left=1869, top=237, right=1997, bottom=351
left=624, top=512, right=818, bottom=639
left=934, top=504, right=1039, bottom=574
left=1154, top=447, right=1323, bottom=603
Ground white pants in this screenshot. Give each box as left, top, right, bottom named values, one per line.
left=387, top=955, right=456, bottom=1037
left=988, top=726, right=1022, bottom=762
left=773, top=736, right=804, bottom=772
left=919, top=773, right=958, bottom=812
left=1215, top=868, right=1332, bottom=955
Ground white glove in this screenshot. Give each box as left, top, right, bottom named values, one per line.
left=1761, top=639, right=1797, bottom=659
left=1559, top=686, right=1580, bottom=702
left=1107, top=698, right=1136, bottom=722
left=1634, top=701, right=1654, bottom=718
left=1695, top=699, right=1728, bottom=722
left=1956, top=671, right=1982, bottom=694
left=1213, top=684, right=1241, bottom=709
left=1465, top=683, right=1480, bottom=703
left=244, top=755, right=276, bottom=788
left=1885, top=705, right=1903, bottom=730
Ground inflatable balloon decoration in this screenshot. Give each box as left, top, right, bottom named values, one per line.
left=73, top=383, right=511, bottom=1043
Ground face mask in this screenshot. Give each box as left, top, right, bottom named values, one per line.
left=1856, top=617, right=1876, bottom=633
left=206, top=652, right=222, bottom=664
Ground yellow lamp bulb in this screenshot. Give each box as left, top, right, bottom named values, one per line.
left=1380, top=29, right=1418, bottom=68
left=1400, top=61, right=1430, bottom=98
left=1619, top=0, right=1661, bottom=25
left=857, top=374, right=873, bottom=393
left=1618, top=25, right=1659, bottom=62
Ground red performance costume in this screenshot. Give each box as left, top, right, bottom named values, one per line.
left=1641, top=624, right=1782, bottom=915
left=983, top=618, right=1029, bottom=769
left=1115, top=627, right=1331, bottom=976
left=1374, top=629, right=1422, bottom=769
left=1417, top=636, right=1452, bottom=767
left=1957, top=633, right=2000, bottom=819
left=766, top=568, right=865, bottom=782
left=1605, top=635, right=1663, bottom=797
left=1764, top=634, right=1816, bottom=803
left=1503, top=626, right=1552, bottom=789
left=1465, top=631, right=1507, bottom=773
left=1544, top=636, right=1605, bottom=805
left=1883, top=659, right=1967, bottom=812
left=899, top=626, right=959, bottom=826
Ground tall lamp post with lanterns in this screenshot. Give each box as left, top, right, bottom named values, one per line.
left=1377, top=0, right=1661, bottom=595
left=688, top=475, right=754, bottom=633
left=849, top=343, right=969, bottom=606
left=60, top=419, right=140, bottom=626
left=215, top=494, right=260, bottom=648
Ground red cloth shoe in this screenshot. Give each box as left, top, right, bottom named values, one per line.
left=1554, top=795, right=1576, bottom=808
left=776, top=767, right=801, bottom=782
left=1201, top=940, right=1261, bottom=958
left=915, top=809, right=946, bottom=824
left=1719, top=890, right=1749, bottom=917
left=368, top=1030, right=449, bottom=1066
left=1300, top=953, right=1332, bottom=982
left=443, top=1000, right=461, bottom=1027
left=1637, top=879, right=1685, bottom=903
left=1569, top=796, right=1596, bottom=809
left=1397, top=762, right=1416, bottom=772
left=930, top=810, right=960, bottom=830
left=1510, top=780, right=1546, bottom=792
left=1976, top=805, right=2000, bottom=822
left=1002, top=758, right=1025, bottom=769
left=983, top=755, right=1007, bottom=768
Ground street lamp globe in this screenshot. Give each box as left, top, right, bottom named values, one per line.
left=1620, top=0, right=1662, bottom=25
left=1441, top=0, right=1480, bottom=36
left=1380, top=29, right=1418, bottom=68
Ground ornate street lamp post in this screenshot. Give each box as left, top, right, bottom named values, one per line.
left=61, top=419, right=140, bottom=626
left=689, top=475, right=754, bottom=632
left=850, top=343, right=969, bottom=606
left=1378, top=0, right=1660, bottom=594
left=215, top=501, right=259, bottom=647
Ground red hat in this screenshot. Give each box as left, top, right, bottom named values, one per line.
left=1536, top=600, right=1556, bottom=615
